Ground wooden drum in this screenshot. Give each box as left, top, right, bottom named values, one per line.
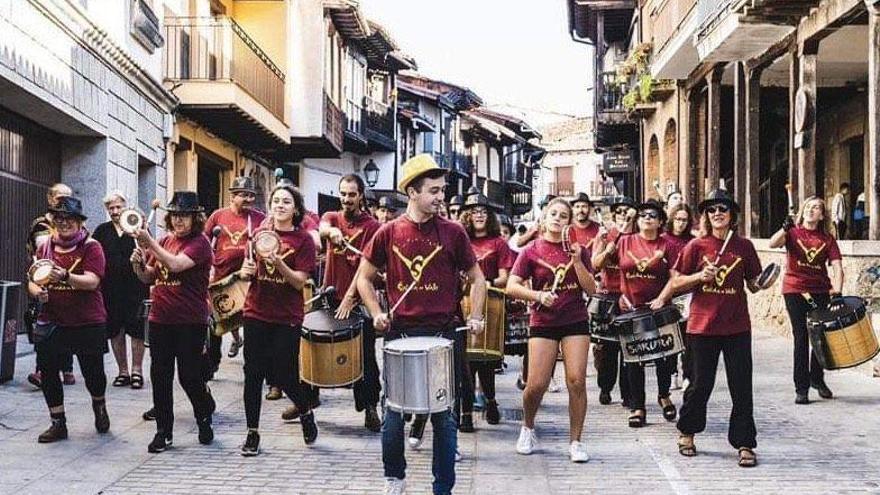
left=300, top=308, right=363, bottom=387
left=460, top=286, right=505, bottom=361
left=807, top=296, right=880, bottom=370
left=209, top=273, right=249, bottom=336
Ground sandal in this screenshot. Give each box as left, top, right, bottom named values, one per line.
left=112, top=374, right=130, bottom=387
left=678, top=434, right=696, bottom=457
left=659, top=396, right=677, bottom=422
left=130, top=373, right=144, bottom=389
left=627, top=409, right=646, bottom=428
left=738, top=447, right=757, bottom=467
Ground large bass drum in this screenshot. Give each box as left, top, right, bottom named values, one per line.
left=209, top=274, right=249, bottom=336
left=461, top=287, right=506, bottom=361
left=586, top=293, right=620, bottom=342
left=612, top=306, right=684, bottom=364
left=300, top=309, right=364, bottom=387
left=383, top=336, right=455, bottom=414
left=504, top=300, right=529, bottom=356
left=807, top=296, right=880, bottom=370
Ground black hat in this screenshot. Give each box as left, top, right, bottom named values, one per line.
left=698, top=188, right=738, bottom=213
left=377, top=196, right=394, bottom=210
left=463, top=193, right=490, bottom=210
left=498, top=214, right=513, bottom=228
left=449, top=195, right=464, bottom=207
left=229, top=176, right=256, bottom=193
left=637, top=198, right=667, bottom=223
left=365, top=189, right=378, bottom=206
left=539, top=194, right=557, bottom=208
left=465, top=186, right=480, bottom=198
left=166, top=191, right=204, bottom=213
left=571, top=192, right=592, bottom=206
left=49, top=196, right=87, bottom=220
left=610, top=196, right=637, bottom=211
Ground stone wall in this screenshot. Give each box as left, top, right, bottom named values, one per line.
left=751, top=239, right=880, bottom=377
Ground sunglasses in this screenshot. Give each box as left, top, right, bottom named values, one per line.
left=706, top=204, right=730, bottom=214
left=615, top=207, right=629, bottom=214
left=53, top=214, right=77, bottom=223
left=470, top=208, right=488, bottom=216
left=638, top=211, right=659, bottom=220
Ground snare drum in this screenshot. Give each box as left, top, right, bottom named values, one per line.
left=504, top=300, right=529, bottom=356
left=807, top=296, right=880, bottom=370
left=461, top=287, right=506, bottom=361
left=586, top=293, right=620, bottom=341
left=300, top=309, right=364, bottom=387
left=383, top=336, right=455, bottom=414
left=208, top=274, right=249, bottom=335
left=672, top=293, right=692, bottom=322
left=28, top=259, right=56, bottom=286
left=612, top=306, right=684, bottom=364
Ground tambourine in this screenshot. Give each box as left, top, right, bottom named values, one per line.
left=756, top=262, right=781, bottom=290
left=119, top=208, right=146, bottom=235
left=28, top=259, right=56, bottom=286
left=253, top=230, right=281, bottom=258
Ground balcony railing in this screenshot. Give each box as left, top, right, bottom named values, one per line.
left=364, top=97, right=395, bottom=146
left=453, top=153, right=473, bottom=176
left=434, top=151, right=471, bottom=177
left=504, top=162, right=532, bottom=187
left=598, top=71, right=627, bottom=113
left=345, top=98, right=364, bottom=137
left=164, top=16, right=285, bottom=121
left=548, top=181, right=575, bottom=197
left=324, top=93, right=344, bottom=152
left=650, top=0, right=699, bottom=56
left=589, top=180, right=619, bottom=198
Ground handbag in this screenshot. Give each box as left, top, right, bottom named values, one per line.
left=31, top=320, right=58, bottom=344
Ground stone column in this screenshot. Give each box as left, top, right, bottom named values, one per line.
left=868, top=1, right=880, bottom=240
left=706, top=65, right=724, bottom=191
left=734, top=62, right=747, bottom=232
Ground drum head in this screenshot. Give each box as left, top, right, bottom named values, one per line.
left=807, top=296, right=867, bottom=331
left=255, top=231, right=281, bottom=258
left=28, top=260, right=55, bottom=285
left=757, top=262, right=781, bottom=289
left=120, top=209, right=144, bottom=234
left=385, top=336, right=452, bottom=353
left=302, top=309, right=362, bottom=339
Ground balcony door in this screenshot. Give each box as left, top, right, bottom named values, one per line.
left=555, top=166, right=573, bottom=196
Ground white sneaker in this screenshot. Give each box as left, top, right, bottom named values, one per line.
left=383, top=477, right=406, bottom=495
left=671, top=372, right=681, bottom=391
left=548, top=376, right=561, bottom=393
left=516, top=426, right=538, bottom=455
left=455, top=449, right=463, bottom=462
left=681, top=378, right=691, bottom=391
left=569, top=441, right=590, bottom=463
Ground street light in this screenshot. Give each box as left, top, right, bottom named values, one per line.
left=363, top=159, right=379, bottom=187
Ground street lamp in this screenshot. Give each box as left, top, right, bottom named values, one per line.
left=363, top=159, right=379, bottom=187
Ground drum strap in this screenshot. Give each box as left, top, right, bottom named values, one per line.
left=801, top=293, right=818, bottom=310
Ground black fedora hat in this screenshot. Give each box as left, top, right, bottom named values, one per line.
left=636, top=198, right=667, bottom=223
left=463, top=193, right=491, bottom=210
left=539, top=194, right=557, bottom=208
left=49, top=196, right=87, bottom=221
left=449, top=195, right=464, bottom=207
left=610, top=195, right=637, bottom=211
left=365, top=189, right=377, bottom=206
left=166, top=191, right=204, bottom=213
left=698, top=188, right=738, bottom=213
left=229, top=176, right=256, bottom=193
left=377, top=196, right=395, bottom=210
left=571, top=192, right=592, bottom=206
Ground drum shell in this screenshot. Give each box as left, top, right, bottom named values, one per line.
left=504, top=312, right=529, bottom=356
left=209, top=275, right=249, bottom=335
left=614, top=306, right=684, bottom=364
left=461, top=287, right=505, bottom=361
left=299, top=315, right=363, bottom=388
left=383, top=336, right=455, bottom=414
left=28, top=259, right=55, bottom=286
left=807, top=296, right=880, bottom=370
left=587, top=294, right=620, bottom=342
left=672, top=293, right=692, bottom=322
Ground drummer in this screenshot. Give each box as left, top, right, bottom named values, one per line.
left=204, top=177, right=265, bottom=374
left=237, top=183, right=318, bottom=456
left=317, top=174, right=382, bottom=432
left=507, top=197, right=597, bottom=463
left=768, top=196, right=843, bottom=404
left=459, top=193, right=516, bottom=430
left=357, top=154, right=486, bottom=495
left=617, top=199, right=676, bottom=427
left=662, top=203, right=696, bottom=388
left=657, top=189, right=763, bottom=468
left=591, top=196, right=637, bottom=407
left=131, top=191, right=216, bottom=453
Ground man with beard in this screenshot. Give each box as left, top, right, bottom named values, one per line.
left=569, top=193, right=601, bottom=249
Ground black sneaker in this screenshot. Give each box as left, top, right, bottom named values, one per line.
left=599, top=391, right=612, bottom=405
left=142, top=407, right=156, bottom=421
left=365, top=407, right=382, bottom=432
left=147, top=432, right=173, bottom=453
left=93, top=402, right=110, bottom=434
left=240, top=430, right=260, bottom=457
left=197, top=416, right=214, bottom=445
left=485, top=400, right=500, bottom=425
left=795, top=391, right=810, bottom=405
left=408, top=415, right=426, bottom=449
left=37, top=420, right=68, bottom=443
left=459, top=413, right=475, bottom=433
left=301, top=411, right=318, bottom=445
left=811, top=381, right=833, bottom=399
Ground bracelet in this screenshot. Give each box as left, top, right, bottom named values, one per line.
left=61, top=269, right=70, bottom=282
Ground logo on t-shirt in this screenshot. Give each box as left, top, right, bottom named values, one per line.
left=626, top=250, right=664, bottom=275
left=393, top=245, right=442, bottom=283
left=223, top=226, right=247, bottom=246
left=331, top=229, right=363, bottom=255
left=797, top=239, right=826, bottom=265
left=701, top=255, right=741, bottom=294
left=155, top=262, right=180, bottom=287
left=536, top=258, right=576, bottom=292
left=260, top=248, right=295, bottom=280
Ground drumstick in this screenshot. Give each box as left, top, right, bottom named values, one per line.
left=389, top=279, right=418, bottom=318
left=246, top=214, right=254, bottom=262
left=343, top=239, right=364, bottom=257
left=785, top=183, right=796, bottom=216
left=713, top=229, right=734, bottom=265
left=620, top=293, right=634, bottom=311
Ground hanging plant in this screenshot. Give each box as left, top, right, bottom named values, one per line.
left=622, top=89, right=640, bottom=111
left=638, top=74, right=654, bottom=102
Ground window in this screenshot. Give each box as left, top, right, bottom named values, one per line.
left=129, top=0, right=164, bottom=53
left=423, top=132, right=434, bottom=154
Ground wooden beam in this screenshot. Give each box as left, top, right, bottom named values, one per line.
left=706, top=64, right=725, bottom=192
left=789, top=46, right=800, bottom=208
left=734, top=62, right=748, bottom=233
left=685, top=62, right=723, bottom=92
left=746, top=66, right=763, bottom=237
left=797, top=40, right=819, bottom=204
left=797, top=0, right=864, bottom=46
left=748, top=32, right=796, bottom=72
left=686, top=88, right=701, bottom=207
left=868, top=2, right=880, bottom=239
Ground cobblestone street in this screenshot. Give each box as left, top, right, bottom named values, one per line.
left=1, top=330, right=879, bottom=494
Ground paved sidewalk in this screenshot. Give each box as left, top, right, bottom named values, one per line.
left=1, top=330, right=879, bottom=495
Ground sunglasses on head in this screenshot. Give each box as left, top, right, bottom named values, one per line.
left=638, top=210, right=659, bottom=220
left=706, top=204, right=730, bottom=214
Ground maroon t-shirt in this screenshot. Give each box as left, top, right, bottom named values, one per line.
left=569, top=221, right=600, bottom=251
left=782, top=226, right=841, bottom=294
left=511, top=238, right=590, bottom=328
left=673, top=235, right=762, bottom=336
left=244, top=227, right=316, bottom=326
left=148, top=233, right=213, bottom=325
left=302, top=211, right=320, bottom=233
left=470, top=235, right=516, bottom=283
left=40, top=239, right=107, bottom=327
left=662, top=231, right=694, bottom=269
left=364, top=215, right=476, bottom=329
left=205, top=207, right=265, bottom=281
left=321, top=211, right=380, bottom=302
left=617, top=234, right=671, bottom=307
left=599, top=228, right=623, bottom=294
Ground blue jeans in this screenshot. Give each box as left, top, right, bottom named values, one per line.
left=382, top=408, right=457, bottom=494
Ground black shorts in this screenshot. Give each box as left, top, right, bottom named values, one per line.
left=106, top=316, right=145, bottom=340
left=529, top=320, right=590, bottom=341
left=37, top=324, right=108, bottom=356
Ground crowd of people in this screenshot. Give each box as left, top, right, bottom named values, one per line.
left=22, top=153, right=848, bottom=494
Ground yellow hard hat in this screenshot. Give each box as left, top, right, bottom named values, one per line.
left=398, top=154, right=448, bottom=194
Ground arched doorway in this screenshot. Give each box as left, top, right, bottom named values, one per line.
left=663, top=119, right=678, bottom=197
left=646, top=134, right=660, bottom=199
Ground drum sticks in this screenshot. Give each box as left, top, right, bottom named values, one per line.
left=389, top=279, right=418, bottom=317
left=713, top=229, right=734, bottom=265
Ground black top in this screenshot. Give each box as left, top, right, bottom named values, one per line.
left=92, top=221, right=149, bottom=322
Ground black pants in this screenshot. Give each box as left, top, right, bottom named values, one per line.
left=677, top=332, right=756, bottom=449
left=150, top=323, right=214, bottom=436
left=353, top=316, right=381, bottom=410
left=595, top=341, right=630, bottom=402
left=36, top=327, right=106, bottom=409
left=784, top=293, right=830, bottom=393
left=681, top=346, right=693, bottom=381
left=834, top=221, right=847, bottom=240
left=455, top=331, right=475, bottom=417
left=243, top=319, right=311, bottom=429
left=626, top=359, right=672, bottom=410
left=470, top=362, right=497, bottom=400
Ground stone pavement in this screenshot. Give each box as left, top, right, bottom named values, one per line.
left=1, top=330, right=880, bottom=495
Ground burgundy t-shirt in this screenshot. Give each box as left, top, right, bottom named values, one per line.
left=364, top=215, right=476, bottom=329
left=782, top=226, right=841, bottom=294
left=662, top=231, right=694, bottom=269
left=40, top=239, right=107, bottom=327
left=470, top=235, right=516, bottom=283
left=673, top=235, right=762, bottom=336
left=302, top=211, right=320, bottom=233
left=599, top=227, right=623, bottom=294
left=321, top=211, right=380, bottom=302
left=205, top=207, right=266, bottom=281
left=617, top=234, right=671, bottom=307
left=570, top=221, right=600, bottom=251
left=511, top=238, right=590, bottom=328
left=148, top=233, right=213, bottom=325
left=244, top=227, right=316, bottom=326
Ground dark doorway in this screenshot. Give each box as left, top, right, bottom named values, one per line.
left=318, top=193, right=341, bottom=217
left=197, top=156, right=223, bottom=215
left=815, top=149, right=825, bottom=200
left=848, top=138, right=864, bottom=199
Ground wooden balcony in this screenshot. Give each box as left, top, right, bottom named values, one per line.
left=504, top=162, right=533, bottom=190
left=548, top=181, right=575, bottom=197
left=597, top=71, right=632, bottom=125
left=364, top=97, right=395, bottom=152
left=694, top=0, right=798, bottom=63
left=344, top=98, right=368, bottom=153
left=164, top=16, right=288, bottom=153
